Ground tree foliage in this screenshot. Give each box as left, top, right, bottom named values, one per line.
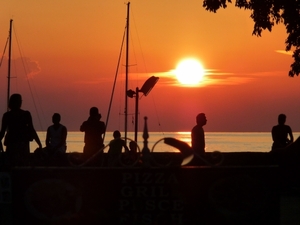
left=203, top=0, right=300, bottom=77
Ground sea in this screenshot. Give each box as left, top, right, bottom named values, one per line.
left=30, top=131, right=300, bottom=153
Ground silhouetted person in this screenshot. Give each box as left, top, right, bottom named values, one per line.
left=129, top=141, right=138, bottom=154
left=46, top=113, right=67, bottom=157
left=127, top=140, right=141, bottom=166
left=107, top=130, right=129, bottom=166
left=271, top=114, right=294, bottom=150
left=0, top=93, right=42, bottom=165
left=191, top=113, right=207, bottom=155
left=80, top=107, right=106, bottom=158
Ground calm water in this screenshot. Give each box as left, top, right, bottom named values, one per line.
left=31, top=131, right=300, bottom=153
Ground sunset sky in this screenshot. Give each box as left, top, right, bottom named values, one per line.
left=1, top=0, right=300, bottom=133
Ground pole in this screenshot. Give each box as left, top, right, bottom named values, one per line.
left=124, top=2, right=130, bottom=143
left=7, top=19, right=13, bottom=111
left=134, top=87, right=139, bottom=143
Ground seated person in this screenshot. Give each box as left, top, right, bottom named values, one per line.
left=45, top=113, right=67, bottom=157
left=107, top=130, right=129, bottom=166
left=271, top=114, right=293, bottom=151
left=129, top=141, right=138, bottom=153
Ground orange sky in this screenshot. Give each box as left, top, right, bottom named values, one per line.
left=0, top=0, right=299, bottom=133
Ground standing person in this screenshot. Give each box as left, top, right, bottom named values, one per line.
left=271, top=114, right=294, bottom=150
left=46, top=113, right=67, bottom=157
left=191, top=113, right=207, bottom=155
left=80, top=107, right=106, bottom=158
left=0, top=93, right=42, bottom=165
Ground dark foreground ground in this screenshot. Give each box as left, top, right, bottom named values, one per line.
left=1, top=151, right=300, bottom=225
left=281, top=195, right=300, bottom=225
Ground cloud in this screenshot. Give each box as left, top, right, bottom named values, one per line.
left=74, top=72, right=160, bottom=85
left=73, top=69, right=283, bottom=89
left=275, top=50, right=293, bottom=55
left=147, top=70, right=254, bottom=87
left=0, top=56, right=41, bottom=79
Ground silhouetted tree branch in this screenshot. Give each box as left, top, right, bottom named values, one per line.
left=203, top=0, right=300, bottom=77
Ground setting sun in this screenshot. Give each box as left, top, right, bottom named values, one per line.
left=175, top=59, right=205, bottom=85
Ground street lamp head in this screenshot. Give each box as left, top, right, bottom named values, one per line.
left=126, top=89, right=136, bottom=98
left=140, top=76, right=159, bottom=96
left=127, top=76, right=159, bottom=143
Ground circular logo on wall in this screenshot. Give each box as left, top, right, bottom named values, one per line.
left=208, top=175, right=267, bottom=220
left=24, top=179, right=82, bottom=221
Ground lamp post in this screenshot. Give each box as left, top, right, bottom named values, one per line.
left=127, top=76, right=159, bottom=143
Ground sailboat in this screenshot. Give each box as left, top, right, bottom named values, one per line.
left=0, top=5, right=292, bottom=225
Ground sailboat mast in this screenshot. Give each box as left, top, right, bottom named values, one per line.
left=7, top=19, right=13, bottom=111
left=125, top=2, right=130, bottom=142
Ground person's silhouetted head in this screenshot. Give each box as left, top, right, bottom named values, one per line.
left=278, top=114, right=286, bottom=125
left=89, top=107, right=101, bottom=119
left=8, top=93, right=22, bottom=110
left=113, top=130, right=121, bottom=139
left=52, top=113, right=61, bottom=125
left=196, top=113, right=207, bottom=127
left=129, top=141, right=137, bottom=153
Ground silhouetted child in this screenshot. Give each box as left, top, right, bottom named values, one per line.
left=129, top=141, right=137, bottom=153
left=127, top=140, right=142, bottom=166
left=107, top=130, right=129, bottom=166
